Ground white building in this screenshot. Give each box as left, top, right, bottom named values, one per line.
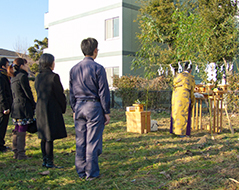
left=44, top=0, right=141, bottom=89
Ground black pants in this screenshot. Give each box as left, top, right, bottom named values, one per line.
left=41, top=140, right=53, bottom=159
left=0, top=114, right=9, bottom=150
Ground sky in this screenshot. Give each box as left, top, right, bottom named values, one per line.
left=0, top=0, right=48, bottom=52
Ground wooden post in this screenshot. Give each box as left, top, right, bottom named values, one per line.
left=199, top=99, right=202, bottom=130
left=216, top=97, right=219, bottom=133
left=192, top=102, right=195, bottom=130
left=141, top=112, right=146, bottom=134
left=196, top=99, right=199, bottom=130
left=210, top=98, right=212, bottom=133
left=146, top=112, right=151, bottom=133
left=213, top=94, right=216, bottom=133
left=220, top=99, right=223, bottom=133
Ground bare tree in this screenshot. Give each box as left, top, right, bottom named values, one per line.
left=13, top=37, right=29, bottom=59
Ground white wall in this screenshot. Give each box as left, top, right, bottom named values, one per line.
left=48, top=0, right=123, bottom=22
left=45, top=0, right=140, bottom=89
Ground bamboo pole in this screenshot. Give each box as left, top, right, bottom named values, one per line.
left=210, top=98, right=212, bottom=133
left=196, top=100, right=199, bottom=130
left=192, top=102, right=195, bottom=130
left=213, top=95, right=216, bottom=133
left=199, top=99, right=202, bottom=130
left=220, top=99, right=223, bottom=133
left=216, top=96, right=219, bottom=133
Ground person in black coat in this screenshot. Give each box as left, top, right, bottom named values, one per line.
left=0, top=57, right=12, bottom=152
left=35, top=53, right=67, bottom=168
left=9, top=58, right=36, bottom=159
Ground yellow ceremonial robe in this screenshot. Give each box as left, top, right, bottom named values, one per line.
left=170, top=72, right=195, bottom=136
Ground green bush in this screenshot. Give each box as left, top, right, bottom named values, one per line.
left=113, top=75, right=142, bottom=107
left=113, top=75, right=170, bottom=108
left=29, top=80, right=37, bottom=102
left=29, top=63, right=39, bottom=74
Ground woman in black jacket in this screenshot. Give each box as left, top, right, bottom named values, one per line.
left=35, top=53, right=67, bottom=168
left=9, top=58, right=36, bottom=160
left=0, top=58, right=12, bottom=152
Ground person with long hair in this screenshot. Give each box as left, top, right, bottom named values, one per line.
left=35, top=53, right=67, bottom=168
left=9, top=58, right=35, bottom=159
left=0, top=57, right=12, bottom=152
left=170, top=61, right=195, bottom=137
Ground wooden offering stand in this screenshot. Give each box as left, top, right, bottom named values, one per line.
left=126, top=104, right=151, bottom=134
left=192, top=84, right=228, bottom=133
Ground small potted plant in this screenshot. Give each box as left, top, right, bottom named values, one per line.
left=133, top=99, right=145, bottom=112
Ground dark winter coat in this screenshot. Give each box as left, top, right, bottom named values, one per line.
left=11, top=69, right=35, bottom=119
left=0, top=69, right=12, bottom=117
left=35, top=68, right=67, bottom=141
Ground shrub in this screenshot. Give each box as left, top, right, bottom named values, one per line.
left=29, top=63, right=39, bottom=74
left=29, top=80, right=37, bottom=102
left=113, top=75, right=142, bottom=107
left=113, top=75, right=170, bottom=108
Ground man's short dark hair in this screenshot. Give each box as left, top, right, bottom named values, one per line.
left=39, top=53, right=55, bottom=70
left=0, top=57, right=9, bottom=68
left=81, top=38, right=98, bottom=56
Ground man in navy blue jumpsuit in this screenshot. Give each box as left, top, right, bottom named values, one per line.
left=69, top=38, right=110, bottom=180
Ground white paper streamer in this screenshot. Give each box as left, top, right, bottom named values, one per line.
left=226, top=63, right=229, bottom=70
left=157, top=65, right=164, bottom=76
left=220, top=65, right=224, bottom=72
left=178, top=62, right=183, bottom=73
left=187, top=60, right=192, bottom=70
left=169, top=64, right=175, bottom=76
left=161, top=66, right=164, bottom=75
left=206, top=63, right=217, bottom=82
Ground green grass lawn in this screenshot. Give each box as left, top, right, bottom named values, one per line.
left=0, top=106, right=239, bottom=190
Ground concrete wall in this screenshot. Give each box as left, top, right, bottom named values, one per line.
left=44, top=0, right=141, bottom=89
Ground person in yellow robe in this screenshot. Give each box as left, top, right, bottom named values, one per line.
left=170, top=62, right=195, bottom=137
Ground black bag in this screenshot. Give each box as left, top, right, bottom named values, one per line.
left=27, top=119, right=37, bottom=133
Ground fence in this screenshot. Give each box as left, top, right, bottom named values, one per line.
left=65, top=90, right=173, bottom=110
left=65, top=89, right=238, bottom=113
left=111, top=90, right=172, bottom=110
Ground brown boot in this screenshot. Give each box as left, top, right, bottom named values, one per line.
left=12, top=131, right=18, bottom=159
left=17, top=132, right=28, bottom=160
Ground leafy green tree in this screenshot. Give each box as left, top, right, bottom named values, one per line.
left=28, top=37, right=48, bottom=61
left=197, top=0, right=239, bottom=67
left=172, top=9, right=211, bottom=62
left=29, top=63, right=39, bottom=73
left=132, top=0, right=181, bottom=78
left=133, top=0, right=239, bottom=82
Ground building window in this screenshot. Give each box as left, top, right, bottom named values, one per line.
left=105, top=17, right=119, bottom=40
left=105, top=67, right=119, bottom=87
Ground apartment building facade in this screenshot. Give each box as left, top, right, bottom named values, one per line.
left=44, top=0, right=141, bottom=89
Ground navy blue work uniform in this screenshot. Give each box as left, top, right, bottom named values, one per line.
left=69, top=57, right=110, bottom=179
